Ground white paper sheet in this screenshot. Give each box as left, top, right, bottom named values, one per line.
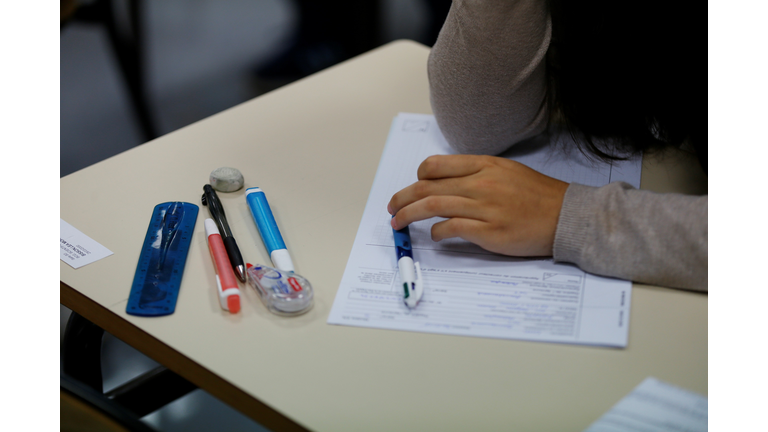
left=327, top=113, right=641, bottom=347
left=584, top=377, right=708, bottom=431
left=60, top=219, right=114, bottom=269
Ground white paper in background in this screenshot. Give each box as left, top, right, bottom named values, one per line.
left=60, top=219, right=114, bottom=269
left=584, top=377, right=708, bottom=432
left=327, top=113, right=641, bottom=347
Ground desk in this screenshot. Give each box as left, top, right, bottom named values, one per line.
left=60, top=40, right=708, bottom=431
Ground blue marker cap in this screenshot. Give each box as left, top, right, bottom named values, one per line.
left=246, top=187, right=286, bottom=254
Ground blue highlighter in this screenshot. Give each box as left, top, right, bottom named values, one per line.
left=245, top=187, right=295, bottom=272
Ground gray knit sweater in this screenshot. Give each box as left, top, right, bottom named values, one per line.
left=428, top=0, right=708, bottom=291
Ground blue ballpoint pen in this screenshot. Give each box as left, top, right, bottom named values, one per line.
left=393, top=220, right=423, bottom=308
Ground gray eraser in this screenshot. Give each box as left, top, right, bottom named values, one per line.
left=209, top=167, right=244, bottom=192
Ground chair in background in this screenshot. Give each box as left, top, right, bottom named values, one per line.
left=61, top=0, right=158, bottom=142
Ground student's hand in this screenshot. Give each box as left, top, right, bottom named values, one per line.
left=388, top=155, right=569, bottom=257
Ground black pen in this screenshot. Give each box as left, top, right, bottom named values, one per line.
left=202, top=184, right=246, bottom=282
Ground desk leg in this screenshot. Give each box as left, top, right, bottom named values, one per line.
left=62, top=312, right=104, bottom=392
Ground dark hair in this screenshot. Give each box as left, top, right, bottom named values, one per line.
left=546, top=0, right=707, bottom=172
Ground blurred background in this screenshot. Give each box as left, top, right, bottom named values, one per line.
left=61, top=1, right=449, bottom=430
left=61, top=0, right=450, bottom=177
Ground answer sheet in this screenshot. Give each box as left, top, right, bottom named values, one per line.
left=584, top=377, right=707, bottom=431
left=327, top=113, right=642, bottom=347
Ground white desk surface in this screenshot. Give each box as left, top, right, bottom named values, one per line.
left=61, top=40, right=707, bottom=432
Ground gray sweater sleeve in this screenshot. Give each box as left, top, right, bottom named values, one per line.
left=428, top=0, right=709, bottom=291
left=428, top=0, right=551, bottom=155
left=554, top=183, right=708, bottom=291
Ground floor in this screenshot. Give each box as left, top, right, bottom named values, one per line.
left=61, top=1, right=430, bottom=430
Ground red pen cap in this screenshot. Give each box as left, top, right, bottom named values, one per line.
left=228, top=295, right=241, bottom=314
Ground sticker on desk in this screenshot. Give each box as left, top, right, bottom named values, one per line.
left=584, top=377, right=707, bottom=432
left=60, top=219, right=113, bottom=269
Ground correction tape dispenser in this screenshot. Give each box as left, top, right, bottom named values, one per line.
left=246, top=264, right=314, bottom=315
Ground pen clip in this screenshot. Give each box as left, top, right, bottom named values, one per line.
left=202, top=185, right=232, bottom=237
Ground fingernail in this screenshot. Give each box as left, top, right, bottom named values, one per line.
left=390, top=217, right=398, bottom=230
left=387, top=203, right=393, bottom=215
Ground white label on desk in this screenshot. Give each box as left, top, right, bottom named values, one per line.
left=327, top=113, right=639, bottom=347
left=60, top=219, right=113, bottom=269
left=584, top=377, right=707, bottom=431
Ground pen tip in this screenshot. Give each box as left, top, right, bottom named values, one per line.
left=236, top=266, right=246, bottom=283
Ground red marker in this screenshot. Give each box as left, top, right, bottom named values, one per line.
left=205, top=218, right=240, bottom=313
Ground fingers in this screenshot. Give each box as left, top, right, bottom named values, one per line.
left=389, top=155, right=497, bottom=215
left=416, top=155, right=492, bottom=180
left=391, top=195, right=477, bottom=230
left=389, top=176, right=470, bottom=215
left=430, top=218, right=488, bottom=243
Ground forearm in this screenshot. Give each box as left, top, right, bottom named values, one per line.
left=429, top=0, right=551, bottom=155
left=554, top=183, right=708, bottom=291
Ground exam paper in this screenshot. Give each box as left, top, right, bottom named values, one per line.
left=584, top=377, right=708, bottom=432
left=327, top=113, right=641, bottom=347
left=60, top=219, right=114, bottom=269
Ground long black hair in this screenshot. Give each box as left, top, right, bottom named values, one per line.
left=547, top=0, right=707, bottom=172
